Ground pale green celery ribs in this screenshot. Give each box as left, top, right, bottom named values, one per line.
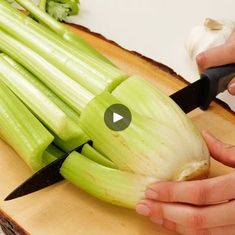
left=0, top=53, right=91, bottom=153
left=0, top=81, right=53, bottom=171
left=0, top=54, right=114, bottom=165
left=0, top=1, right=126, bottom=94
left=0, top=54, right=85, bottom=141
left=20, top=0, right=113, bottom=66
left=0, top=30, right=93, bottom=115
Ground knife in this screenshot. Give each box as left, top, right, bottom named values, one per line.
left=4, top=142, right=90, bottom=201
left=5, top=64, right=235, bottom=201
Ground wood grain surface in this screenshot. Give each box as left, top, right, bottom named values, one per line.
left=0, top=24, right=235, bottom=235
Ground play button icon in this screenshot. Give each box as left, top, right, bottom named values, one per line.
left=104, top=104, right=132, bottom=131
left=113, top=112, right=123, bottom=123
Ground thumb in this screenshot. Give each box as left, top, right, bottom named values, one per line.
left=196, top=42, right=235, bottom=72
left=196, top=43, right=235, bottom=95
left=202, top=130, right=235, bottom=168
left=228, top=78, right=235, bottom=95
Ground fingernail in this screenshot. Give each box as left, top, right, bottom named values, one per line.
left=202, top=130, right=211, bottom=137
left=228, top=83, right=235, bottom=95
left=136, top=204, right=150, bottom=216
left=196, top=53, right=203, bottom=63
left=145, top=188, right=159, bottom=199
left=150, top=217, right=164, bottom=225
left=202, top=130, right=219, bottom=142
left=196, top=52, right=205, bottom=73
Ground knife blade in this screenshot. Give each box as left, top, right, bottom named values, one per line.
left=5, top=154, right=67, bottom=201
left=5, top=64, right=235, bottom=201
left=5, top=142, right=90, bottom=201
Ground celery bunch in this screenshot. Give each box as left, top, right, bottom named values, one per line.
left=0, top=0, right=210, bottom=208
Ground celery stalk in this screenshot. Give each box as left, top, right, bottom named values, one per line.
left=0, top=30, right=93, bottom=114
left=15, top=0, right=114, bottom=66
left=81, top=144, right=116, bottom=169
left=0, top=54, right=85, bottom=141
left=0, top=1, right=127, bottom=94
left=60, top=151, right=156, bottom=208
left=0, top=81, right=53, bottom=170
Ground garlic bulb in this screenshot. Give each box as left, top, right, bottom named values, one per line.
left=185, top=18, right=235, bottom=61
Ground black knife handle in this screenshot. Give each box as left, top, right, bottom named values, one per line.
left=200, top=64, right=235, bottom=110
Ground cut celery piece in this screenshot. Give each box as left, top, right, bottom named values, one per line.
left=81, top=144, right=116, bottom=169
left=54, top=133, right=89, bottom=152
left=42, top=144, right=65, bottom=166
left=60, top=151, right=156, bottom=208
left=0, top=80, right=53, bottom=171
left=0, top=30, right=93, bottom=114
left=45, top=144, right=65, bottom=158
left=0, top=54, right=85, bottom=141
left=0, top=1, right=127, bottom=94
left=15, top=0, right=114, bottom=66
left=42, top=151, right=57, bottom=166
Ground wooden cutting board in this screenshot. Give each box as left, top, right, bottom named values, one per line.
left=1, top=23, right=235, bottom=235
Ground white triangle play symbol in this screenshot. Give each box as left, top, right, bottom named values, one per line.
left=113, top=112, right=123, bottom=123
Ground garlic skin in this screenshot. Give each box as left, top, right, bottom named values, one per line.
left=185, top=18, right=235, bottom=61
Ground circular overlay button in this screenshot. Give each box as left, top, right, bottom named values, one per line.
left=104, top=104, right=132, bottom=131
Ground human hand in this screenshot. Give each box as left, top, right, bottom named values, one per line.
left=136, top=131, right=235, bottom=235
left=196, top=29, right=235, bottom=95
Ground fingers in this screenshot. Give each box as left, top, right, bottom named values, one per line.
left=145, top=215, right=235, bottom=235
left=136, top=199, right=235, bottom=229
left=196, top=42, right=235, bottom=72
left=147, top=217, right=235, bottom=235
left=202, top=131, right=235, bottom=168
left=150, top=218, right=176, bottom=231
left=137, top=130, right=235, bottom=234
left=176, top=224, right=235, bottom=235
left=143, top=131, right=235, bottom=207
left=144, top=174, right=235, bottom=205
